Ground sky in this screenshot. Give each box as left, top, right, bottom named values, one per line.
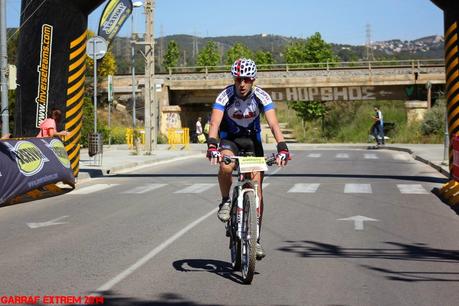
left=5, top=0, right=444, bottom=45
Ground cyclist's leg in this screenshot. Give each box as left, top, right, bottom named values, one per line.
left=217, top=139, right=238, bottom=222
left=218, top=148, right=235, bottom=199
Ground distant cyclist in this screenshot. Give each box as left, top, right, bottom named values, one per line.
left=206, top=58, right=290, bottom=260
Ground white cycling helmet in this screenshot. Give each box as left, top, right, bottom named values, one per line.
left=231, top=58, right=257, bottom=79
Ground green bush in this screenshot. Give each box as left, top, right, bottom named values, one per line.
left=421, top=99, right=446, bottom=136
left=80, top=97, right=95, bottom=147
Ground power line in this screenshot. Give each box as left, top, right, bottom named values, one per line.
left=7, top=0, right=48, bottom=41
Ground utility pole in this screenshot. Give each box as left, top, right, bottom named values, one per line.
left=365, top=23, right=375, bottom=61
left=0, top=0, right=9, bottom=136
left=144, top=0, right=157, bottom=153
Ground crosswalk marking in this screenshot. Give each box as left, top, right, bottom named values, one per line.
left=397, top=184, right=429, bottom=194
left=336, top=153, right=349, bottom=158
left=307, top=153, right=321, bottom=158
left=71, top=184, right=119, bottom=195
left=71, top=182, right=432, bottom=196
left=288, top=183, right=320, bottom=193
left=344, top=184, right=372, bottom=193
left=174, top=183, right=216, bottom=194
left=364, top=153, right=378, bottom=159
left=122, top=183, right=168, bottom=194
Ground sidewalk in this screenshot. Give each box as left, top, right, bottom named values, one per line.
left=77, top=143, right=450, bottom=182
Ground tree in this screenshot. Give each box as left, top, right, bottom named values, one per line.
left=225, top=42, right=254, bottom=65
left=162, top=40, right=180, bottom=71
left=285, top=32, right=337, bottom=65
left=196, top=41, right=220, bottom=68
left=254, top=50, right=275, bottom=67
left=7, top=29, right=19, bottom=64
left=290, top=101, right=327, bottom=139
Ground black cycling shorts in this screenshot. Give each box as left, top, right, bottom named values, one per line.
left=219, top=136, right=264, bottom=157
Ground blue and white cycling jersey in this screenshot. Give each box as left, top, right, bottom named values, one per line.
left=213, top=85, right=275, bottom=140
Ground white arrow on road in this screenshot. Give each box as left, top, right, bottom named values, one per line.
left=337, top=215, right=379, bottom=230
left=27, top=216, right=69, bottom=229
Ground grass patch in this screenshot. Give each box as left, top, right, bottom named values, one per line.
left=273, top=100, right=444, bottom=144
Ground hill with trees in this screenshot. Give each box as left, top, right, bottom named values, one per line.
left=111, top=33, right=444, bottom=74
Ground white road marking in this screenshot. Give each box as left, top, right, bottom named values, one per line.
left=71, top=184, right=119, bottom=194
left=344, top=184, right=372, bottom=193
left=174, top=183, right=216, bottom=193
left=288, top=183, right=320, bottom=193
left=307, top=153, right=321, bottom=158
left=397, top=184, right=429, bottom=194
left=27, top=216, right=69, bottom=229
left=262, top=183, right=270, bottom=189
left=337, top=215, right=379, bottom=230
left=336, top=153, right=349, bottom=158
left=122, top=183, right=168, bottom=194
left=95, top=207, right=218, bottom=292
left=364, top=153, right=378, bottom=159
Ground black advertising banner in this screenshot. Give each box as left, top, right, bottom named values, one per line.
left=0, top=137, right=75, bottom=205
left=431, top=0, right=459, bottom=169
left=15, top=0, right=105, bottom=177
left=98, top=0, right=133, bottom=45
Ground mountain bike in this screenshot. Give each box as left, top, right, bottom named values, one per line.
left=222, top=154, right=276, bottom=284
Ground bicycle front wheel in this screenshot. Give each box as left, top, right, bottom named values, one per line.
left=241, top=190, right=257, bottom=284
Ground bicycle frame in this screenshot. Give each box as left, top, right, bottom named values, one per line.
left=232, top=170, right=260, bottom=242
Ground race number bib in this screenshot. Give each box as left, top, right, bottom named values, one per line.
left=238, top=157, right=268, bottom=173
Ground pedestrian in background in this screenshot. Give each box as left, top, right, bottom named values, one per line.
left=36, top=108, right=69, bottom=138
left=203, top=117, right=210, bottom=141
left=195, top=116, right=206, bottom=143
left=371, top=106, right=384, bottom=147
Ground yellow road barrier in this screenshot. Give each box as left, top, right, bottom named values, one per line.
left=126, top=128, right=145, bottom=150
left=167, top=128, right=190, bottom=150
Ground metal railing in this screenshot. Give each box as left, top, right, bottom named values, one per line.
left=166, top=59, right=445, bottom=76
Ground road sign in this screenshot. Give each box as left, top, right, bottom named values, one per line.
left=86, top=36, right=108, bottom=60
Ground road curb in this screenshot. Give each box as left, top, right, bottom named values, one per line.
left=383, top=146, right=449, bottom=178
left=76, top=153, right=203, bottom=183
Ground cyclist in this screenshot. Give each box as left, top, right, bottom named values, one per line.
left=206, top=58, right=290, bottom=260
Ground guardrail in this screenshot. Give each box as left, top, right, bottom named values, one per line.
left=166, top=59, right=445, bottom=76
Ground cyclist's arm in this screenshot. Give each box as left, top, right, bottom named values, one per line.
left=265, top=109, right=285, bottom=143
left=208, top=109, right=224, bottom=139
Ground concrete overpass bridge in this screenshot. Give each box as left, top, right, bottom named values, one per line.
left=103, top=59, right=446, bottom=132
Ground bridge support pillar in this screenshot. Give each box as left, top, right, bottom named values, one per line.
left=404, top=100, right=428, bottom=124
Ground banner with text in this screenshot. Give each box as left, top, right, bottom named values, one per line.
left=0, top=137, right=75, bottom=205
left=98, top=0, right=133, bottom=45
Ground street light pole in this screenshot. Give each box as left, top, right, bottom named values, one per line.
left=0, top=0, right=9, bottom=136
left=131, top=13, right=136, bottom=129
left=131, top=1, right=143, bottom=130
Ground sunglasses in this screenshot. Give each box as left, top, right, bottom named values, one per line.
left=234, top=77, right=255, bottom=83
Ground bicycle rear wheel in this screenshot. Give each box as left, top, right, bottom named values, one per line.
left=241, top=190, right=257, bottom=284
